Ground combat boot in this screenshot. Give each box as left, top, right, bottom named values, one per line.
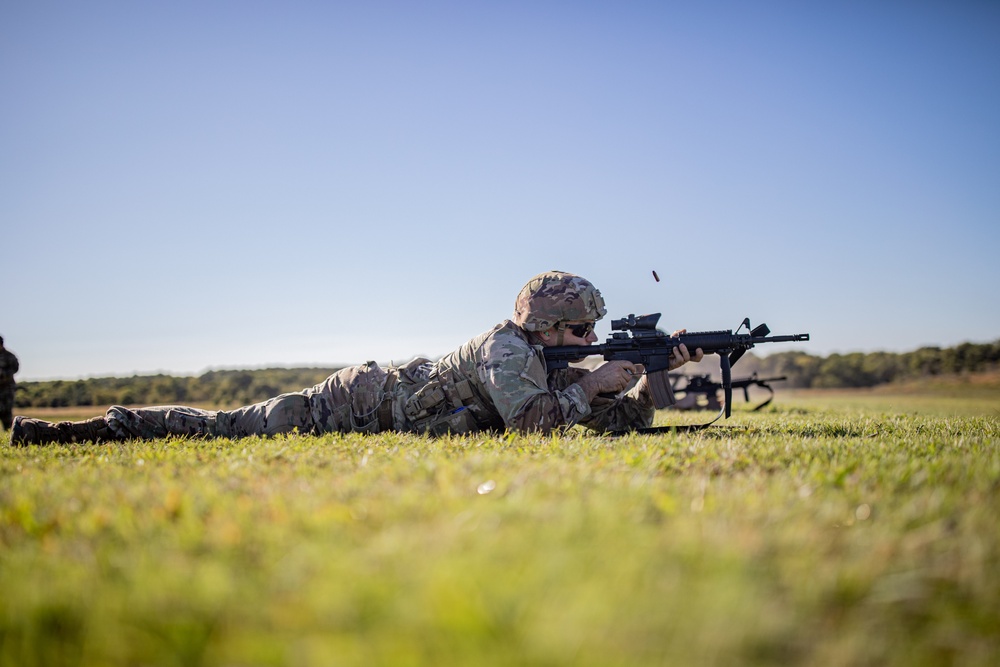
left=10, top=415, right=119, bottom=446
left=10, top=416, right=64, bottom=446
left=57, top=416, right=119, bottom=444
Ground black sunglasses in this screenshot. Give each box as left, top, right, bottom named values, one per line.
left=568, top=322, right=595, bottom=338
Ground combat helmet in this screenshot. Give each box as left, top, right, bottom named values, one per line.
left=512, top=271, right=607, bottom=332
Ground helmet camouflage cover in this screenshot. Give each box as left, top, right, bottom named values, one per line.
left=512, top=271, right=607, bottom=332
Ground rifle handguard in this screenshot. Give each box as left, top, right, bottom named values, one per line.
left=645, top=370, right=675, bottom=410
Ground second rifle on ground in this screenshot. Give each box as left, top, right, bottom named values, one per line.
left=670, top=372, right=788, bottom=412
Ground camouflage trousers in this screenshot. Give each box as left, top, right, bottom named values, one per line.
left=102, top=358, right=484, bottom=441
left=104, top=362, right=396, bottom=440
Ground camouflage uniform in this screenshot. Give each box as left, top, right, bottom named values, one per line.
left=0, top=340, right=18, bottom=431
left=102, top=319, right=655, bottom=440
left=12, top=271, right=666, bottom=444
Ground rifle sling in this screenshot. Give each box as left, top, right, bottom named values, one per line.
left=608, top=405, right=727, bottom=436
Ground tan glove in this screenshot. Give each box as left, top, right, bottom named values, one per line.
left=667, top=330, right=705, bottom=370
left=575, top=361, right=645, bottom=402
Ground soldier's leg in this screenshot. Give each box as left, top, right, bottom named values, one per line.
left=1, top=391, right=13, bottom=430
left=15, top=405, right=230, bottom=445
left=108, top=396, right=317, bottom=441
left=11, top=414, right=121, bottom=446
left=11, top=416, right=61, bottom=445
left=11, top=398, right=308, bottom=445
left=106, top=405, right=220, bottom=440
left=220, top=392, right=314, bottom=438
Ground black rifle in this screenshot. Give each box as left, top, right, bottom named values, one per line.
left=542, top=313, right=809, bottom=431
left=671, top=373, right=788, bottom=412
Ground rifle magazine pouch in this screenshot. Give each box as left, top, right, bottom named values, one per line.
left=411, top=407, right=478, bottom=435
left=418, top=406, right=478, bottom=436
left=404, top=382, right=447, bottom=422
left=403, top=367, right=479, bottom=435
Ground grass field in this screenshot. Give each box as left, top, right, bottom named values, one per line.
left=2, top=385, right=998, bottom=666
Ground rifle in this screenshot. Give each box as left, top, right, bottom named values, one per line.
left=542, top=313, right=809, bottom=431
left=671, top=373, right=788, bottom=412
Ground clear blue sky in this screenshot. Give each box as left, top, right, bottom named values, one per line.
left=3, top=1, right=998, bottom=381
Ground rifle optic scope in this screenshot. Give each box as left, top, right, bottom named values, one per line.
left=611, top=313, right=661, bottom=331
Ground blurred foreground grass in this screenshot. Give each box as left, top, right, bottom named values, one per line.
left=2, top=390, right=998, bottom=666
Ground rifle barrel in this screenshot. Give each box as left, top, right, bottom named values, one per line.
left=754, top=334, right=810, bottom=343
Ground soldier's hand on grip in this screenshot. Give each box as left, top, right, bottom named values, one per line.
left=576, top=361, right=645, bottom=401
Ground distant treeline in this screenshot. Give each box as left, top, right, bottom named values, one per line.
left=748, top=340, right=1000, bottom=389
left=13, top=339, right=1000, bottom=408
left=14, top=368, right=341, bottom=409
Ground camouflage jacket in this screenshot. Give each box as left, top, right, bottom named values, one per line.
left=400, top=320, right=655, bottom=434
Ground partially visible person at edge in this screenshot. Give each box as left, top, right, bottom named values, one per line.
left=11, top=271, right=703, bottom=446
left=0, top=336, right=19, bottom=431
